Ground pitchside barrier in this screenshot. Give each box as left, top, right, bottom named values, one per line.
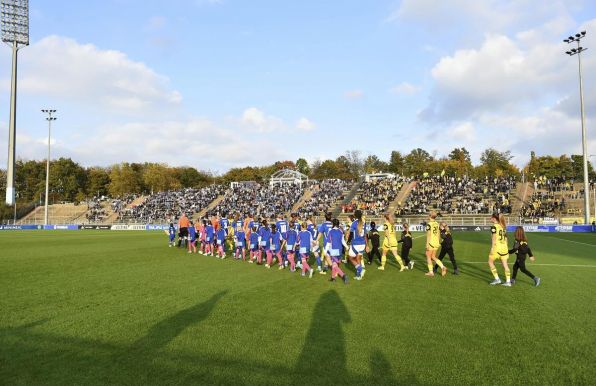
left=0, top=224, right=594, bottom=233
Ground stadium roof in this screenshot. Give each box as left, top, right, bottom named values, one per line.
left=269, top=169, right=308, bottom=186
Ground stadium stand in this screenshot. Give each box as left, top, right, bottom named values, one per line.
left=210, top=183, right=304, bottom=219
left=396, top=175, right=516, bottom=216
left=297, top=179, right=352, bottom=217
left=118, top=185, right=226, bottom=223
left=342, top=177, right=406, bottom=216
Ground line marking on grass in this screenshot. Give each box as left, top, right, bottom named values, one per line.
left=461, top=262, right=596, bottom=268
left=535, top=234, right=596, bottom=248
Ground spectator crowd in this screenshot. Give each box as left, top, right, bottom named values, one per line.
left=396, top=175, right=516, bottom=216
left=343, top=177, right=406, bottom=216
left=118, top=186, right=226, bottom=223
left=298, top=179, right=352, bottom=218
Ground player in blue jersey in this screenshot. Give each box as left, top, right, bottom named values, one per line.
left=166, top=223, right=176, bottom=247
left=348, top=209, right=367, bottom=280
left=205, top=220, right=215, bottom=256
left=285, top=221, right=299, bottom=272
left=259, top=220, right=272, bottom=268
left=298, top=222, right=315, bottom=278
left=188, top=221, right=197, bottom=253
left=275, top=214, right=289, bottom=266
left=316, top=212, right=334, bottom=274
left=270, top=224, right=285, bottom=269
left=249, top=224, right=260, bottom=264
left=306, top=216, right=322, bottom=271
left=235, top=226, right=246, bottom=261
left=216, top=226, right=227, bottom=259
left=328, top=219, right=349, bottom=284
left=219, top=212, right=230, bottom=236
left=290, top=213, right=302, bottom=268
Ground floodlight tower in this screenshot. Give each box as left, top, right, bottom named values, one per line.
left=564, top=31, right=590, bottom=224
left=41, top=109, right=56, bottom=226
left=1, top=0, right=29, bottom=206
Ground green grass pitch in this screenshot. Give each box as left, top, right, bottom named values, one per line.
left=1, top=230, right=595, bottom=385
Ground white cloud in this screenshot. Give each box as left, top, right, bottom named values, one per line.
left=240, top=107, right=286, bottom=132
left=412, top=13, right=596, bottom=167
left=388, top=0, right=583, bottom=33
left=296, top=117, right=316, bottom=131
left=390, top=82, right=420, bottom=95
left=344, top=89, right=364, bottom=99
left=449, top=122, right=476, bottom=143
left=10, top=35, right=182, bottom=116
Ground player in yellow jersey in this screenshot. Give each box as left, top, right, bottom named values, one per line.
left=488, top=213, right=511, bottom=286
left=378, top=213, right=406, bottom=271
left=425, top=211, right=447, bottom=277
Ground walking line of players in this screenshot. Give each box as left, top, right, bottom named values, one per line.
left=168, top=210, right=541, bottom=286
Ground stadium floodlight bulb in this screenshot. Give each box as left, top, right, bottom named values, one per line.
left=576, top=33, right=581, bottom=38
left=564, top=39, right=569, bottom=43
left=568, top=36, right=574, bottom=41
left=581, top=31, right=586, bottom=36
left=1, top=0, right=29, bottom=45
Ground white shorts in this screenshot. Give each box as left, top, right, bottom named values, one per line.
left=349, top=244, right=365, bottom=258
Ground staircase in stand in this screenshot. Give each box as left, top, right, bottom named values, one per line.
left=331, top=180, right=362, bottom=217
left=195, top=195, right=226, bottom=220
left=388, top=180, right=416, bottom=214
left=289, top=187, right=315, bottom=216
left=103, top=196, right=147, bottom=223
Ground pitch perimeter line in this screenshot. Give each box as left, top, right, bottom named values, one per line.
left=460, top=262, right=596, bottom=268
left=532, top=234, right=596, bottom=248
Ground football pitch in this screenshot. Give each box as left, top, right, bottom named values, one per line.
left=1, top=230, right=594, bottom=385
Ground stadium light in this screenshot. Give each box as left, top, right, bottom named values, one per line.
left=41, top=109, right=57, bottom=226
left=1, top=0, right=29, bottom=206
left=564, top=31, right=591, bottom=224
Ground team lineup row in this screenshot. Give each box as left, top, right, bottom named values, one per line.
left=167, top=211, right=541, bottom=286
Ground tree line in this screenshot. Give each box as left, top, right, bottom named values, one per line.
left=0, top=147, right=593, bottom=220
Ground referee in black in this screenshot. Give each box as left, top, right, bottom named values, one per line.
left=397, top=223, right=414, bottom=270
left=434, top=222, right=459, bottom=275
left=367, top=221, right=381, bottom=265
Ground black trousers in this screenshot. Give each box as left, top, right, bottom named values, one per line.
left=368, top=246, right=381, bottom=264
left=401, top=247, right=411, bottom=265
left=436, top=247, right=458, bottom=270
left=512, top=256, right=535, bottom=280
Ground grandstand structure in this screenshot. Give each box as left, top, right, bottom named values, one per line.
left=269, top=169, right=308, bottom=186
left=13, top=174, right=595, bottom=226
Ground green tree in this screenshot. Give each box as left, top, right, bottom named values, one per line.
left=404, top=148, right=433, bottom=176
left=448, top=147, right=471, bottom=163
left=86, top=167, right=110, bottom=197
left=388, top=151, right=405, bottom=175
left=108, top=163, right=142, bottom=197
left=174, top=167, right=212, bottom=188
left=49, top=158, right=87, bottom=202
left=296, top=158, right=310, bottom=176
left=143, top=163, right=180, bottom=193
left=480, top=148, right=518, bottom=176
left=363, top=155, right=388, bottom=173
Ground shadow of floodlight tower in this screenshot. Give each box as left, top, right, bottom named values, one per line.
left=1, top=0, right=29, bottom=206
left=564, top=31, right=590, bottom=224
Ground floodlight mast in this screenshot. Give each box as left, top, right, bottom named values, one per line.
left=41, top=109, right=56, bottom=226
left=564, top=31, right=591, bottom=224
left=1, top=0, right=29, bottom=206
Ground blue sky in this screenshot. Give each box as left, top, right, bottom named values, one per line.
left=1, top=0, right=596, bottom=172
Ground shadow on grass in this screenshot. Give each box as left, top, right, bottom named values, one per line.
left=130, top=290, right=227, bottom=353
left=0, top=290, right=420, bottom=385
left=295, top=289, right=351, bottom=378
